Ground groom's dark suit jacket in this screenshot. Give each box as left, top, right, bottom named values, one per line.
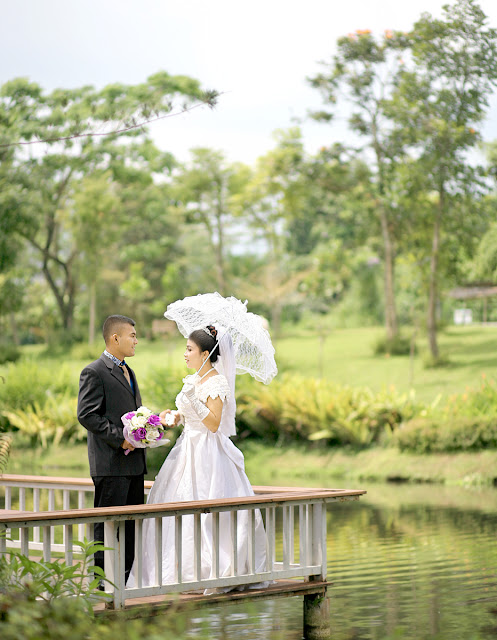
left=77, top=354, right=147, bottom=477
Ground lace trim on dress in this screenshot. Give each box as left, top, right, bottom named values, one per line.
left=196, top=374, right=230, bottom=404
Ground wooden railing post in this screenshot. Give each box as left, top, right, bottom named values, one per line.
left=104, top=520, right=125, bottom=610
left=303, top=501, right=330, bottom=640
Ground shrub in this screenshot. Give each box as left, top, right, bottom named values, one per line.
left=0, top=433, right=12, bottom=472
left=0, top=360, right=76, bottom=412
left=0, top=538, right=194, bottom=640
left=373, top=333, right=413, bottom=357
left=142, top=365, right=185, bottom=413
left=0, top=537, right=108, bottom=609
left=441, top=376, right=497, bottom=419
left=69, top=342, right=106, bottom=362
left=236, top=374, right=420, bottom=446
left=423, top=352, right=452, bottom=369
left=394, top=415, right=497, bottom=453
left=0, top=344, right=21, bottom=365
left=1, top=394, right=82, bottom=448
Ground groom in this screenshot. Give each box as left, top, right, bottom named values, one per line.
left=77, top=314, right=146, bottom=584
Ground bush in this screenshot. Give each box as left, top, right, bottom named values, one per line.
left=394, top=415, right=497, bottom=453
left=0, top=538, right=192, bottom=639
left=373, top=333, right=413, bottom=357
left=0, top=537, right=194, bottom=640
left=0, top=344, right=21, bottom=365
left=1, top=394, right=82, bottom=448
left=236, top=374, right=420, bottom=446
left=0, top=433, right=12, bottom=472
left=0, top=360, right=76, bottom=412
left=142, top=366, right=185, bottom=413
left=423, top=352, right=452, bottom=369
left=69, top=342, right=106, bottom=362
left=441, top=376, right=497, bottom=418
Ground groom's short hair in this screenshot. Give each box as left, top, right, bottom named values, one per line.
left=103, top=315, right=136, bottom=343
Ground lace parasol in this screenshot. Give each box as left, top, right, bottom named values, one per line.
left=164, top=292, right=277, bottom=385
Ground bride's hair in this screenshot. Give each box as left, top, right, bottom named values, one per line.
left=189, top=326, right=220, bottom=363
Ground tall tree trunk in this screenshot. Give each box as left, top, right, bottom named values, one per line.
left=88, top=280, right=96, bottom=345
left=374, top=133, right=398, bottom=342
left=10, top=312, right=19, bottom=346
left=271, top=303, right=282, bottom=341
left=380, top=206, right=398, bottom=341
left=427, top=190, right=443, bottom=359
left=214, top=202, right=226, bottom=295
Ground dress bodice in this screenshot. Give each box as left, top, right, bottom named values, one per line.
left=176, top=372, right=231, bottom=433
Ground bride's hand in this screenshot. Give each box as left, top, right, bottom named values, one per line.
left=159, top=409, right=173, bottom=426
left=160, top=409, right=181, bottom=427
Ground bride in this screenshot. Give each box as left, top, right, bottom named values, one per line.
left=128, top=324, right=269, bottom=591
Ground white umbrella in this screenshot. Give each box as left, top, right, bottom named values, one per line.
left=164, top=292, right=277, bottom=384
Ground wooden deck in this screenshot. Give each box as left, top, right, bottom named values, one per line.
left=1, top=473, right=365, bottom=638
left=95, top=578, right=331, bottom=617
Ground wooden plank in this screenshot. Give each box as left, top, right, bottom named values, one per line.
left=0, top=474, right=154, bottom=490
left=95, top=579, right=332, bottom=617
left=0, top=490, right=366, bottom=524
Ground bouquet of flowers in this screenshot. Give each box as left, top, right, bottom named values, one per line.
left=121, top=406, right=170, bottom=455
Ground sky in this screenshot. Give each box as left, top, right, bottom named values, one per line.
left=2, top=0, right=497, bottom=166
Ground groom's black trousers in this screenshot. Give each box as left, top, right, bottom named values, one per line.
left=92, top=474, right=144, bottom=583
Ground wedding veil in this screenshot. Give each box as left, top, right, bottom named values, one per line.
left=212, top=327, right=236, bottom=437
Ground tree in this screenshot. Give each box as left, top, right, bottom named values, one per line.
left=308, top=28, right=411, bottom=341
left=173, top=148, right=244, bottom=294
left=70, top=172, right=120, bottom=344
left=0, top=73, right=216, bottom=335
left=232, top=128, right=307, bottom=259
left=393, top=0, right=497, bottom=357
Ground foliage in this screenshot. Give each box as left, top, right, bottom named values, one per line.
left=373, top=332, right=413, bottom=357
left=236, top=374, right=420, bottom=446
left=422, top=352, right=452, bottom=369
left=0, top=343, right=21, bottom=365
left=0, top=537, right=109, bottom=611
left=0, top=360, right=76, bottom=411
left=394, top=416, right=497, bottom=453
left=1, top=394, right=81, bottom=448
left=0, top=433, right=12, bottom=472
left=142, top=365, right=184, bottom=411
left=0, top=73, right=216, bottom=335
left=395, top=376, right=497, bottom=452
left=0, top=538, right=200, bottom=640
left=441, top=376, right=497, bottom=418
left=308, top=26, right=411, bottom=341
left=391, top=0, right=497, bottom=358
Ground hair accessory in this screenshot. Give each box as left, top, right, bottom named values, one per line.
left=206, top=325, right=217, bottom=339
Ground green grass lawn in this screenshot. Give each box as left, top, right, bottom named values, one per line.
left=275, top=324, right=497, bottom=403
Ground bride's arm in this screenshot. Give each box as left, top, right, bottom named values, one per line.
left=202, top=396, right=223, bottom=433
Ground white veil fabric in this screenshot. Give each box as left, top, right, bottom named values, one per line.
left=212, top=327, right=237, bottom=437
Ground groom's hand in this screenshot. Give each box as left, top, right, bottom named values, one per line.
left=121, top=440, right=135, bottom=451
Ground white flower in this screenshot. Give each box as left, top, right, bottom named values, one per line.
left=132, top=415, right=147, bottom=428
left=136, top=406, right=152, bottom=418
left=146, top=428, right=160, bottom=441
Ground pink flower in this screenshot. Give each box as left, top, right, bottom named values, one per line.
left=124, top=412, right=136, bottom=420
left=147, top=413, right=162, bottom=426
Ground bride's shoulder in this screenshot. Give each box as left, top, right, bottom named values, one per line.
left=198, top=373, right=230, bottom=401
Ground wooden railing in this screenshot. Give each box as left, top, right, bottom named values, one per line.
left=0, top=475, right=366, bottom=610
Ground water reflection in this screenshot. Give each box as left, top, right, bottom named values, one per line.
left=183, top=483, right=497, bottom=639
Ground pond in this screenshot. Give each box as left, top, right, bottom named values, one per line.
left=182, top=482, right=497, bottom=640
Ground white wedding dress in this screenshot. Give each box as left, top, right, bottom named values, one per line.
left=128, top=372, right=269, bottom=591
